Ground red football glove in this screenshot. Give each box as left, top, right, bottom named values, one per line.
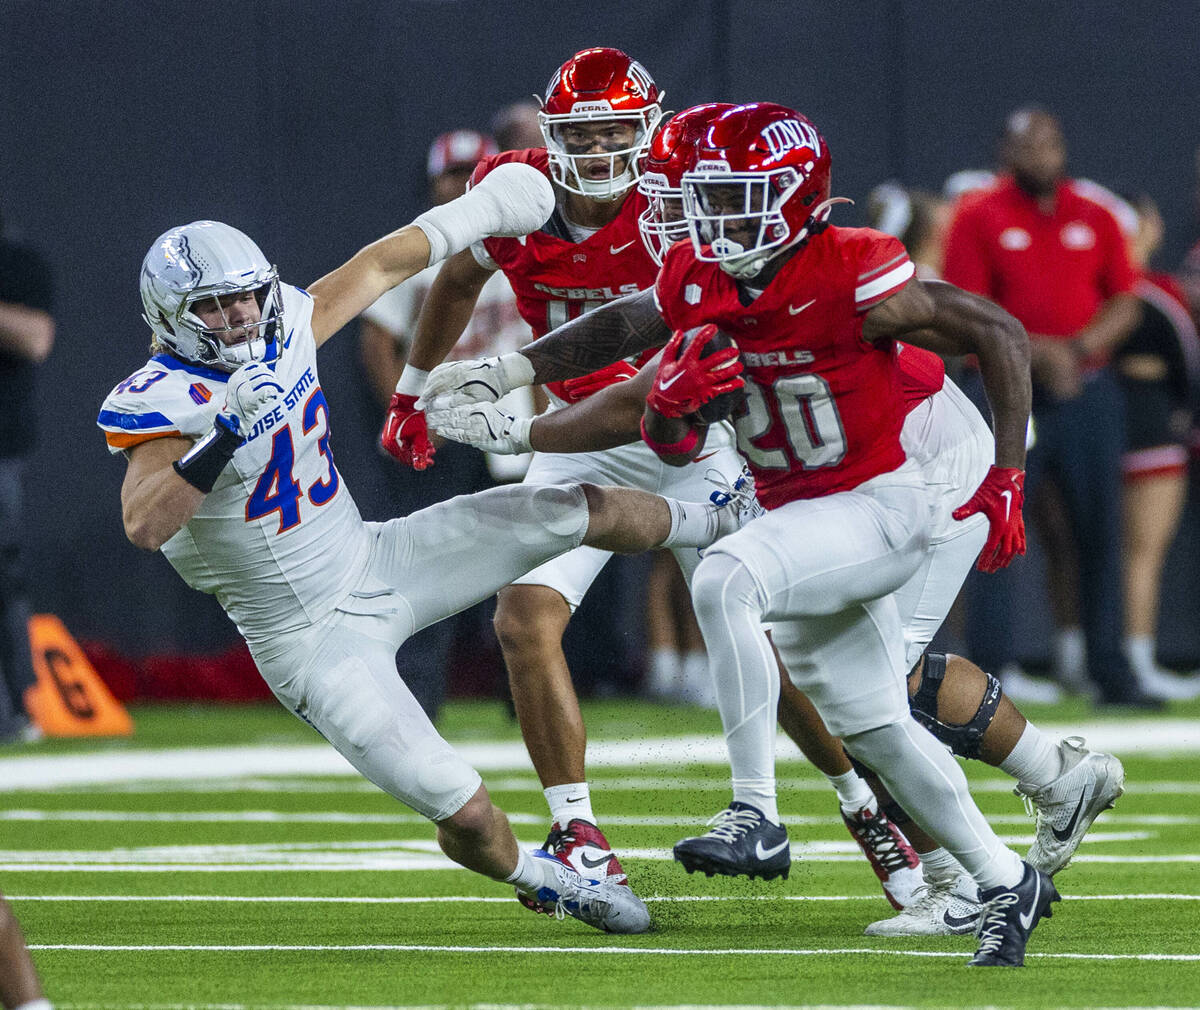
left=952, top=465, right=1026, bottom=573
left=647, top=326, right=744, bottom=419
left=380, top=392, right=435, bottom=470
left=558, top=360, right=640, bottom=403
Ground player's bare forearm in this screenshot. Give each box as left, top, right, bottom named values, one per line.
left=309, top=225, right=433, bottom=346
left=865, top=279, right=1031, bottom=468
left=121, top=437, right=207, bottom=551
left=530, top=364, right=655, bottom=453
left=1075, top=292, right=1141, bottom=358
left=522, top=289, right=671, bottom=382
left=408, top=249, right=494, bottom=370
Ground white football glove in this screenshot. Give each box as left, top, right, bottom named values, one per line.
left=418, top=352, right=536, bottom=410
left=426, top=401, right=534, bottom=455
left=222, top=361, right=285, bottom=434
left=413, top=162, right=555, bottom=265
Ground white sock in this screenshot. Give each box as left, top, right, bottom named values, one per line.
left=660, top=498, right=722, bottom=549
left=545, top=782, right=595, bottom=828
left=1055, top=626, right=1086, bottom=682
left=826, top=769, right=876, bottom=815
left=1126, top=634, right=1157, bottom=676
left=505, top=846, right=558, bottom=892
left=999, top=723, right=1065, bottom=788
left=14, top=1001, right=53, bottom=1010
left=647, top=648, right=682, bottom=696
left=681, top=650, right=716, bottom=708
left=919, top=846, right=962, bottom=882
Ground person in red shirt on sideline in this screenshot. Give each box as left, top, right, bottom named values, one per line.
left=942, top=107, right=1157, bottom=708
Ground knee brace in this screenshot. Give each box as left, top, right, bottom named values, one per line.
left=906, top=651, right=1001, bottom=760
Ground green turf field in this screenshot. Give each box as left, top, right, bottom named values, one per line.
left=2, top=699, right=1198, bottom=1009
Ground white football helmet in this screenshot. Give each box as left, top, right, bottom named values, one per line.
left=140, top=220, right=283, bottom=372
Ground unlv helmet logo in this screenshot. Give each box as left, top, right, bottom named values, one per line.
left=761, top=119, right=822, bottom=160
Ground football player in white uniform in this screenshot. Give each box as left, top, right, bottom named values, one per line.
left=97, top=171, right=750, bottom=936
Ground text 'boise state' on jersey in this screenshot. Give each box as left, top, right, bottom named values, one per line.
left=655, top=227, right=920, bottom=509
left=470, top=148, right=661, bottom=404
left=96, top=283, right=370, bottom=646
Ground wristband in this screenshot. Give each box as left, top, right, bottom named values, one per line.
left=172, top=414, right=243, bottom=493
left=640, top=415, right=700, bottom=457
left=396, top=364, right=430, bottom=397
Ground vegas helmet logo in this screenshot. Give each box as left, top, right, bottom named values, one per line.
left=760, top=119, right=822, bottom=160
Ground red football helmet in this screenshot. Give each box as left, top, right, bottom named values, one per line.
left=682, top=102, right=838, bottom=279
left=538, top=47, right=663, bottom=201
left=637, top=103, right=733, bottom=266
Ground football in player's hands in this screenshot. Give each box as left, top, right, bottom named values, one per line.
left=682, top=327, right=746, bottom=424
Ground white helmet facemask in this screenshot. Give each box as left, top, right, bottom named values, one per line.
left=140, top=221, right=283, bottom=373
left=636, top=171, right=688, bottom=266
left=539, top=103, right=662, bottom=202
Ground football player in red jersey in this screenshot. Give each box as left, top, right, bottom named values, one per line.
left=380, top=50, right=754, bottom=906
left=422, top=102, right=1059, bottom=966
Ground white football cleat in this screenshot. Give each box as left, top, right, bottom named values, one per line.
left=864, top=870, right=981, bottom=936
left=515, top=850, right=650, bottom=934
left=705, top=465, right=765, bottom=541
left=1016, top=736, right=1125, bottom=875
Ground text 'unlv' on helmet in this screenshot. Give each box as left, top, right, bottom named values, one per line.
left=681, top=102, right=837, bottom=280
left=140, top=221, right=283, bottom=372
left=539, top=47, right=663, bottom=201
left=637, top=102, right=734, bottom=266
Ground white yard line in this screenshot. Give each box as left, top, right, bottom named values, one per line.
left=10, top=893, right=1200, bottom=903
left=2, top=720, right=1198, bottom=790
left=29, top=942, right=1200, bottom=961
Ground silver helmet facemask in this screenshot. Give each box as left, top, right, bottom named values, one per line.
left=140, top=221, right=283, bottom=372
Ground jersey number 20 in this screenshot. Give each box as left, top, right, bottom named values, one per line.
left=734, top=375, right=847, bottom=470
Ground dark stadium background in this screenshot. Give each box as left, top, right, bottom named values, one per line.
left=2, top=0, right=1197, bottom=674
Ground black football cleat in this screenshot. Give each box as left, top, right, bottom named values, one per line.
left=673, top=801, right=790, bottom=881
left=967, top=861, right=1060, bottom=967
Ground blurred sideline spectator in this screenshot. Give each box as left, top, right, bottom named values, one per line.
left=359, top=129, right=533, bottom=718
left=943, top=106, right=1160, bottom=708
left=490, top=99, right=544, bottom=153
left=0, top=890, right=50, bottom=1010
left=643, top=553, right=714, bottom=707
left=1114, top=192, right=1200, bottom=698
left=866, top=181, right=951, bottom=279
left=0, top=203, right=54, bottom=743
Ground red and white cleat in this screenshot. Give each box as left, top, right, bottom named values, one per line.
left=517, top=819, right=628, bottom=916
left=841, top=805, right=923, bottom=909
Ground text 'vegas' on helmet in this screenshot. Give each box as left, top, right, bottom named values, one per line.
left=538, top=47, right=663, bottom=202
left=140, top=221, right=284, bottom=372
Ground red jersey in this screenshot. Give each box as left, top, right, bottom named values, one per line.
left=655, top=226, right=916, bottom=508
left=471, top=149, right=661, bottom=402
left=896, top=343, right=946, bottom=411
left=943, top=177, right=1138, bottom=364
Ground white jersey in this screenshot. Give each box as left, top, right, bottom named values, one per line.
left=98, top=283, right=371, bottom=646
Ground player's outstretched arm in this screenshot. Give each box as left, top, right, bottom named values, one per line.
left=421, top=288, right=671, bottom=408
left=309, top=163, right=554, bottom=347
left=862, top=279, right=1030, bottom=470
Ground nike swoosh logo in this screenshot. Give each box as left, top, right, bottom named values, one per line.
left=692, top=451, right=720, bottom=462
left=1000, top=489, right=1012, bottom=521
left=943, top=910, right=980, bottom=928
left=1051, top=789, right=1088, bottom=842
left=579, top=852, right=614, bottom=869
left=566, top=796, right=586, bottom=803
left=610, top=240, right=636, bottom=255
left=755, top=839, right=790, bottom=860
left=1018, top=871, right=1041, bottom=931
left=788, top=299, right=816, bottom=315
left=658, top=371, right=685, bottom=390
